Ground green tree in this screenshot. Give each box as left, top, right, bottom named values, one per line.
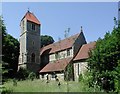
left=1, top=16, right=19, bottom=78
left=41, top=35, right=54, bottom=47
left=87, top=23, right=120, bottom=92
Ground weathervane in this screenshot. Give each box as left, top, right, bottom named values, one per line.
left=27, top=8, right=30, bottom=12
left=81, top=26, right=83, bottom=32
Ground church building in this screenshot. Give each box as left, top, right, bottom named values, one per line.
left=18, top=10, right=41, bottom=73
left=18, top=11, right=96, bottom=81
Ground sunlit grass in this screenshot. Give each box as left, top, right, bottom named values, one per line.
left=3, top=79, right=99, bottom=92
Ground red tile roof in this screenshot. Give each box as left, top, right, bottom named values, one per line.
left=40, top=44, right=52, bottom=55
left=40, top=57, right=72, bottom=73
left=40, top=33, right=81, bottom=55
left=22, top=11, right=40, bottom=25
left=74, top=42, right=96, bottom=61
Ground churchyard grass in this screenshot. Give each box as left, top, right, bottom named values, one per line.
left=3, top=79, right=99, bottom=92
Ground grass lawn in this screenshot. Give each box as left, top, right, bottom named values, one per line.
left=3, top=79, right=100, bottom=92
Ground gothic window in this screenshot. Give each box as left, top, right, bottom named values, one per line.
left=31, top=53, right=35, bottom=62
left=32, top=41, right=34, bottom=45
left=32, top=23, right=35, bottom=31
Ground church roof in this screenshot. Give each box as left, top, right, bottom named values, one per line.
left=22, top=11, right=40, bottom=25
left=74, top=42, right=96, bottom=61
left=40, top=57, right=72, bottom=73
left=40, top=32, right=81, bottom=55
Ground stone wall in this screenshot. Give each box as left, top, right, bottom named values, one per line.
left=39, top=72, right=64, bottom=81
left=49, top=48, right=73, bottom=62
left=73, top=61, right=87, bottom=81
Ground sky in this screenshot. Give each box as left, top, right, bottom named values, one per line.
left=2, top=2, right=118, bottom=43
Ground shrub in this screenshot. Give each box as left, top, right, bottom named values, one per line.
left=28, top=72, right=36, bottom=81
left=16, top=67, right=30, bottom=80
left=79, top=74, right=83, bottom=82
left=13, top=78, right=17, bottom=86
left=1, top=87, right=13, bottom=94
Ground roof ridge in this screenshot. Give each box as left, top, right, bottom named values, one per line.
left=40, top=33, right=80, bottom=51
left=31, top=12, right=40, bottom=24
left=48, top=33, right=80, bottom=46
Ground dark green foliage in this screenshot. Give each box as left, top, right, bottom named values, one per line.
left=41, top=35, right=54, bottom=48
left=13, top=78, right=17, bottom=86
left=1, top=61, right=9, bottom=84
left=1, top=87, right=13, bottom=94
left=65, top=64, right=73, bottom=81
left=2, top=34, right=19, bottom=75
left=28, top=72, right=36, bottom=81
left=1, top=16, right=19, bottom=78
left=79, top=74, right=83, bottom=82
left=87, top=22, right=120, bottom=92
left=16, top=67, right=30, bottom=80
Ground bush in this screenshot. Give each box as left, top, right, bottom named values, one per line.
left=87, top=25, right=120, bottom=92
left=1, top=87, right=13, bottom=94
left=16, top=67, right=30, bottom=80
left=79, top=74, right=83, bottom=82
left=28, top=72, right=36, bottom=81
left=13, top=78, right=17, bottom=86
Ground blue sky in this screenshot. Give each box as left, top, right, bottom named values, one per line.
left=2, top=2, right=118, bottom=43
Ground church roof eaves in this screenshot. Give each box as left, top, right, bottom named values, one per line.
left=39, top=57, right=72, bottom=73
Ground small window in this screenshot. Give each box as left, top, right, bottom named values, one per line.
left=67, top=49, right=70, bottom=56
left=32, top=23, right=35, bottom=30
left=52, top=73, right=56, bottom=78
left=42, top=74, right=44, bottom=78
left=55, top=52, right=59, bottom=60
left=31, top=53, right=35, bottom=62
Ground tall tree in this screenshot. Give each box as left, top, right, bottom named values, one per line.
left=87, top=22, right=120, bottom=92
left=1, top=16, right=19, bottom=78
left=41, top=35, right=54, bottom=47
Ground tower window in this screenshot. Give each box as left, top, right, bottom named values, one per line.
left=31, top=53, right=35, bottom=62
left=32, top=41, right=34, bottom=45
left=32, top=23, right=35, bottom=30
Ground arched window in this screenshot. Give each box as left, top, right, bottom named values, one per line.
left=31, top=53, right=35, bottom=62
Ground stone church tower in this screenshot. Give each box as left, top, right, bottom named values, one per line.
left=18, top=10, right=41, bottom=73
